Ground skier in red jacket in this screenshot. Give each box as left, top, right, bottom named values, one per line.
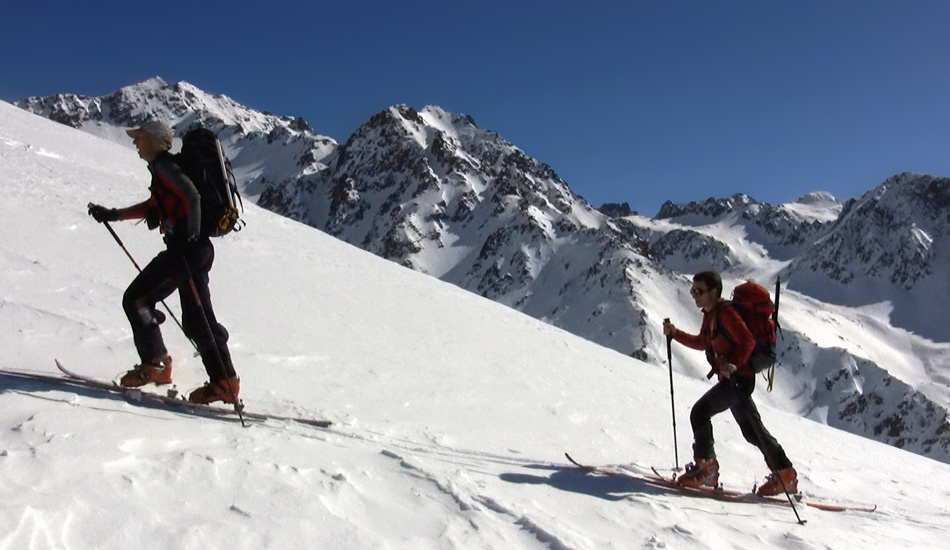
left=663, top=270, right=796, bottom=496
left=87, top=120, right=239, bottom=405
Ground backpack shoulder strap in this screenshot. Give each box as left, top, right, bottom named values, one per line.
left=713, top=301, right=737, bottom=347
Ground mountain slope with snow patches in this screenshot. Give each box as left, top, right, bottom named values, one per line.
left=15, top=77, right=338, bottom=199
left=786, top=172, right=950, bottom=341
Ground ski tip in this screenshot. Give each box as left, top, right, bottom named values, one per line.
left=54, top=359, right=71, bottom=375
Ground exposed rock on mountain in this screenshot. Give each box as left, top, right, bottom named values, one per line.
left=260, top=104, right=658, bottom=356
left=657, top=192, right=841, bottom=260
left=786, top=173, right=950, bottom=341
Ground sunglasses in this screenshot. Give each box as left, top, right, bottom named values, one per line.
left=690, top=287, right=709, bottom=297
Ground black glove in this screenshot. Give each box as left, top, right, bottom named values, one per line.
left=87, top=203, right=120, bottom=223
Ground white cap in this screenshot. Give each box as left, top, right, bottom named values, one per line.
left=126, top=120, right=173, bottom=151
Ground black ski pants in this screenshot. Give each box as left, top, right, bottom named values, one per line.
left=122, top=238, right=235, bottom=381
left=689, top=375, right=793, bottom=470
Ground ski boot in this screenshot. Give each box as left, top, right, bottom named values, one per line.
left=119, top=354, right=173, bottom=387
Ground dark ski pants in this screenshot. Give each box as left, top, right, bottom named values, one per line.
left=122, top=239, right=235, bottom=381
left=689, top=375, right=793, bottom=470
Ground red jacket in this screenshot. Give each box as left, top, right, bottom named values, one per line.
left=672, top=301, right=756, bottom=378
left=119, top=152, right=201, bottom=242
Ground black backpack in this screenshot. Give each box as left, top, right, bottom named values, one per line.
left=175, top=127, right=244, bottom=237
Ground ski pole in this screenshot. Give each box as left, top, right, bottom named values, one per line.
left=729, top=378, right=805, bottom=525
left=181, top=259, right=245, bottom=427
left=665, top=318, right=680, bottom=471
left=101, top=221, right=195, bottom=351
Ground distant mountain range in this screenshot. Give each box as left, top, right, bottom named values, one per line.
left=14, top=77, right=950, bottom=463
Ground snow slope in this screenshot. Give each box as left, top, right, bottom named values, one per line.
left=1, top=102, right=948, bottom=549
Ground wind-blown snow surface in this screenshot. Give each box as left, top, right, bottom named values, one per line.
left=1, top=102, right=947, bottom=548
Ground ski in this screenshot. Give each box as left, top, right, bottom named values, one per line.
left=565, top=453, right=649, bottom=479
left=565, top=453, right=699, bottom=493
left=647, top=467, right=875, bottom=513
left=0, top=363, right=331, bottom=428
left=565, top=454, right=875, bottom=513
left=54, top=361, right=332, bottom=428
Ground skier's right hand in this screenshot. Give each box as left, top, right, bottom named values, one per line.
left=662, top=318, right=676, bottom=336
left=718, top=362, right=737, bottom=379
left=87, top=203, right=119, bottom=223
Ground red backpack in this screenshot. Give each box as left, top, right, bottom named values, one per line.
left=717, top=280, right=782, bottom=388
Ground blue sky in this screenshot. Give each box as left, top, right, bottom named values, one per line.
left=5, top=1, right=949, bottom=215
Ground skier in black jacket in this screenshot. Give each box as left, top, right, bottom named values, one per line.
left=88, top=120, right=239, bottom=404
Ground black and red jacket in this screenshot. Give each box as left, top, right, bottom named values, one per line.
left=119, top=152, right=201, bottom=243
left=670, top=301, right=757, bottom=379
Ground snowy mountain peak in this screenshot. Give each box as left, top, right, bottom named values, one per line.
left=794, top=190, right=838, bottom=205
left=653, top=191, right=840, bottom=260
left=782, top=191, right=842, bottom=224
left=418, top=104, right=479, bottom=133
left=655, top=193, right=754, bottom=220
left=16, top=75, right=329, bottom=140
left=16, top=77, right=337, bottom=199
left=135, top=75, right=169, bottom=89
